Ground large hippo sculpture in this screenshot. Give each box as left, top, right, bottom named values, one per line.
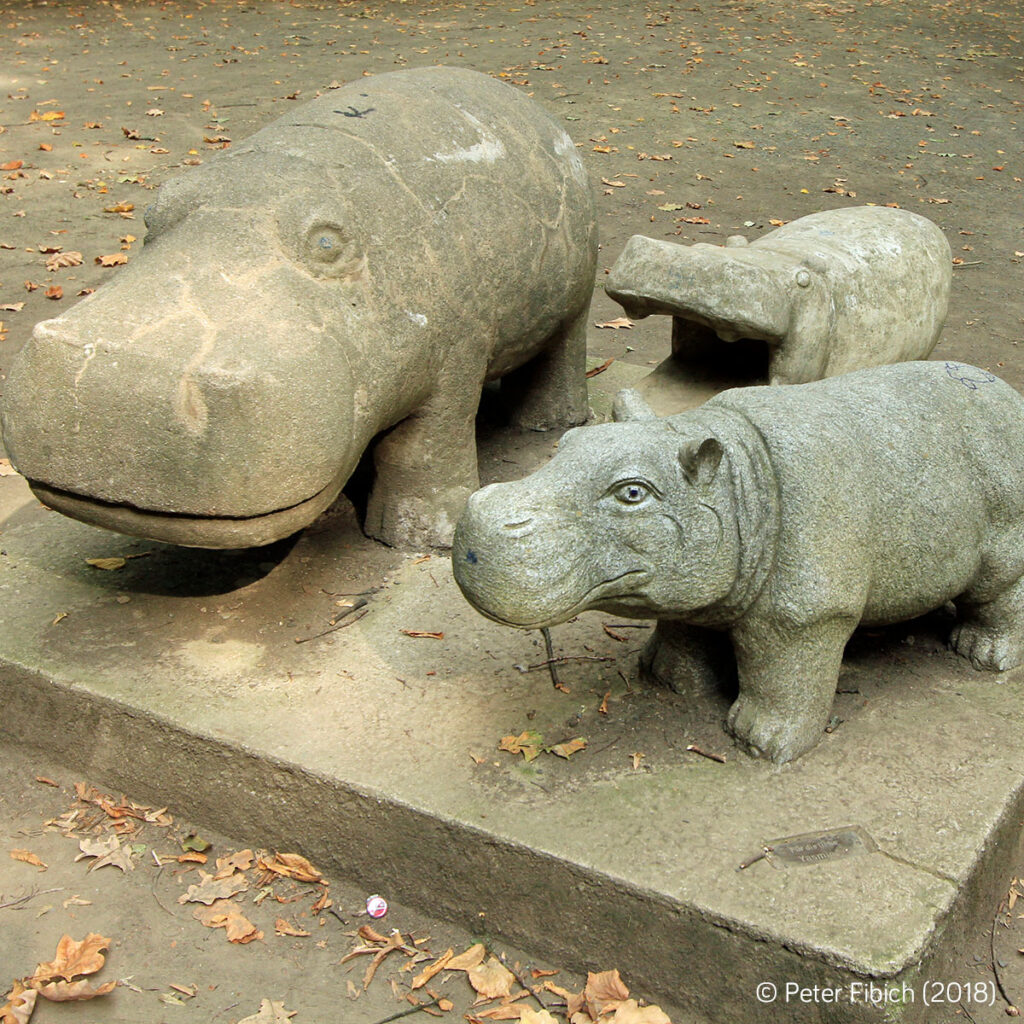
left=1, top=67, right=597, bottom=550
left=452, top=361, right=1024, bottom=763
left=606, top=207, right=951, bottom=387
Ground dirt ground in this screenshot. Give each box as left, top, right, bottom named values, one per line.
left=1, top=0, right=1023, bottom=1021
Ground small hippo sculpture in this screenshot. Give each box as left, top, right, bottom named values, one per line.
left=2, top=67, right=597, bottom=550
left=606, top=206, right=952, bottom=387
left=453, top=360, right=1024, bottom=763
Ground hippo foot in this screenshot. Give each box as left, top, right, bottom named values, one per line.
left=639, top=621, right=733, bottom=697
left=949, top=622, right=1024, bottom=672
left=726, top=695, right=827, bottom=764
left=365, top=484, right=474, bottom=550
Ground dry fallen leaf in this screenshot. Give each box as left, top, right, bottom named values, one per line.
left=520, top=1011, right=559, bottom=1024
left=594, top=317, right=633, bottom=330
left=498, top=731, right=544, bottom=762
left=257, top=852, right=323, bottom=883
left=0, top=982, right=37, bottom=1024
left=103, top=202, right=135, bottom=214
left=10, top=849, right=47, bottom=871
left=550, top=737, right=587, bottom=760
left=45, top=251, right=82, bottom=272
left=95, top=253, right=128, bottom=267
left=585, top=969, right=630, bottom=1017
left=213, top=849, right=254, bottom=878
left=177, top=870, right=249, bottom=905
left=31, top=933, right=111, bottom=985
left=401, top=630, right=444, bottom=640
left=75, top=835, right=135, bottom=873
left=0, top=302, right=25, bottom=312
left=237, top=998, right=297, bottom=1023
left=609, top=999, right=672, bottom=1024
left=44, top=285, right=62, bottom=301
left=34, top=978, right=117, bottom=1003
left=193, top=899, right=263, bottom=944
left=467, top=956, right=515, bottom=999
left=447, top=942, right=487, bottom=972
left=411, top=948, right=453, bottom=989
left=85, top=557, right=126, bottom=571
left=274, top=918, right=311, bottom=937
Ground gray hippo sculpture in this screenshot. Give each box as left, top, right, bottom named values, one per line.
left=606, top=207, right=951, bottom=388
left=1, top=67, right=597, bottom=550
left=453, top=360, right=1024, bottom=763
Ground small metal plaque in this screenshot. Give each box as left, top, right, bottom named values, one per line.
left=765, top=826, right=876, bottom=867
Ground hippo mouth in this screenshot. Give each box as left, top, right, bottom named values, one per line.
left=27, top=478, right=344, bottom=550
left=471, top=569, right=650, bottom=630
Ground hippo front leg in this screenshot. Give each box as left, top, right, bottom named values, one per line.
left=365, top=364, right=484, bottom=550
left=728, top=616, right=856, bottom=763
left=501, top=306, right=589, bottom=431
left=640, top=620, right=735, bottom=698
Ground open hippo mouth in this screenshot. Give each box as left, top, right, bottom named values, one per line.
left=27, top=476, right=345, bottom=550
left=467, top=568, right=650, bottom=630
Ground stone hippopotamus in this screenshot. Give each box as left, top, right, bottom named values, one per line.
left=1, top=67, right=597, bottom=550
left=452, top=360, right=1024, bottom=763
left=605, top=206, right=951, bottom=391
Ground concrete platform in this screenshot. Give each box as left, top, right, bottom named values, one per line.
left=2, top=374, right=1023, bottom=1023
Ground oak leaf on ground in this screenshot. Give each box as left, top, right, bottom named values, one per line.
left=446, top=942, right=487, bottom=971
left=237, top=998, right=296, bottom=1023
left=609, top=999, right=672, bottom=1023
left=192, top=898, right=263, bottom=943
left=177, top=869, right=249, bottom=905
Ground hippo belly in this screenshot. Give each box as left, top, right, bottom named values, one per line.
left=2, top=67, right=598, bottom=549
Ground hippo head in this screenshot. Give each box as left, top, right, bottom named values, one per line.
left=452, top=392, right=741, bottom=629
left=0, top=143, right=393, bottom=548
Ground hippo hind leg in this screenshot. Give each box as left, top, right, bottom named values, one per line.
left=502, top=305, right=589, bottom=431
left=950, top=575, right=1024, bottom=672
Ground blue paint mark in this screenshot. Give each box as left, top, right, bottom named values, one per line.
left=318, top=236, right=334, bottom=250
left=945, top=362, right=997, bottom=390
left=465, top=550, right=478, bottom=564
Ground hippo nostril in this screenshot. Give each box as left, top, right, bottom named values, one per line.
left=465, top=550, right=478, bottom=564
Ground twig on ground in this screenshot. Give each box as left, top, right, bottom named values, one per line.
left=522, top=655, right=614, bottom=672
left=294, top=601, right=368, bottom=644
left=370, top=998, right=442, bottom=1024
left=540, top=627, right=561, bottom=690
left=991, top=899, right=1020, bottom=1015
left=0, top=887, right=63, bottom=910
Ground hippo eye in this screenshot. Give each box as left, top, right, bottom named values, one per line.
left=614, top=481, right=650, bottom=505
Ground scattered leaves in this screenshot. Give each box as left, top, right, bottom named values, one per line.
left=95, top=252, right=128, bottom=267
left=594, top=317, right=633, bottom=330
left=274, top=918, right=311, bottom=937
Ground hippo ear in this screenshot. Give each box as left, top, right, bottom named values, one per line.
left=612, top=388, right=658, bottom=422
left=679, top=437, right=723, bottom=488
